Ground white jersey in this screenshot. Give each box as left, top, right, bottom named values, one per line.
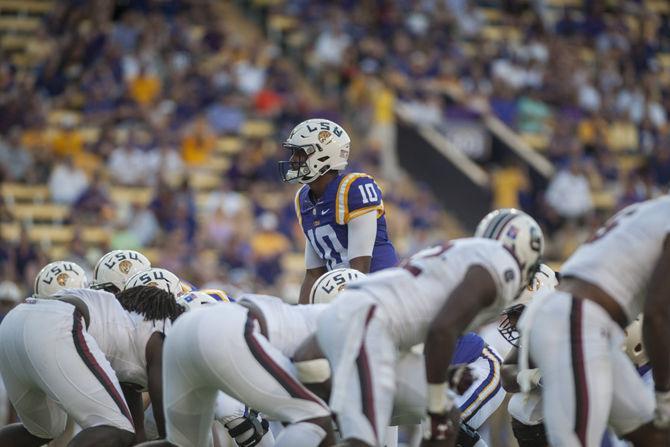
left=561, top=196, right=670, bottom=321
left=238, top=294, right=327, bottom=357
left=56, top=288, right=169, bottom=389
left=352, top=238, right=522, bottom=350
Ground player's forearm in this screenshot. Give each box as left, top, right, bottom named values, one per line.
left=122, top=383, right=146, bottom=442
left=425, top=324, right=461, bottom=384
left=645, top=309, right=670, bottom=390
left=644, top=237, right=670, bottom=391
left=501, top=348, right=521, bottom=392
left=299, top=268, right=326, bottom=304
left=349, top=256, right=371, bottom=274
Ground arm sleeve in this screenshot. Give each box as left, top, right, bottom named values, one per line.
left=335, top=174, right=385, bottom=225
left=347, top=210, right=378, bottom=259
left=305, top=241, right=326, bottom=269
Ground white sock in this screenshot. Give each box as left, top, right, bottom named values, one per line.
left=274, top=422, right=326, bottom=447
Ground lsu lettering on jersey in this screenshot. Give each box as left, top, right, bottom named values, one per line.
left=295, top=172, right=397, bottom=271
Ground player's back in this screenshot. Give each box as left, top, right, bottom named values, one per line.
left=561, top=196, right=670, bottom=321
left=238, top=294, right=327, bottom=357
left=350, top=238, right=521, bottom=350
left=58, top=288, right=155, bottom=387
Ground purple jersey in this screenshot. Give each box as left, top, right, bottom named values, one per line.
left=295, top=172, right=397, bottom=272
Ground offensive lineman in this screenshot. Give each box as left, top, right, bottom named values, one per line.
left=315, top=208, right=544, bottom=446
left=278, top=118, right=397, bottom=304
left=525, top=197, right=670, bottom=446
left=0, top=256, right=182, bottom=446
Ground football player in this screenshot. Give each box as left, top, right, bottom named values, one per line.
left=137, top=270, right=365, bottom=447
left=0, top=277, right=182, bottom=446
left=524, top=197, right=670, bottom=446
left=33, top=260, right=88, bottom=297
left=91, top=249, right=151, bottom=293
left=278, top=118, right=397, bottom=304
left=143, top=290, right=273, bottom=447
left=498, top=264, right=559, bottom=447
left=314, top=208, right=543, bottom=447
left=302, top=271, right=504, bottom=446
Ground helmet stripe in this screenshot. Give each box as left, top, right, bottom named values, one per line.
left=491, top=213, right=519, bottom=240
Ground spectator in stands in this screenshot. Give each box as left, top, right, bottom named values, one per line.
left=72, top=171, right=113, bottom=224
left=50, top=118, right=84, bottom=159
left=181, top=116, right=216, bottom=166
left=0, top=129, right=33, bottom=182
left=107, top=136, right=145, bottom=186
left=251, top=212, right=290, bottom=286
left=48, top=156, right=88, bottom=205
left=545, top=157, right=594, bottom=220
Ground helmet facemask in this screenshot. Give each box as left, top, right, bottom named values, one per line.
left=498, top=303, right=526, bottom=347
left=278, top=143, right=330, bottom=184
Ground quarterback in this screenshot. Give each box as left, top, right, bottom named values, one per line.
left=279, top=118, right=397, bottom=304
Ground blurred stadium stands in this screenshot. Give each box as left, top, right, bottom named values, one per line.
left=0, top=0, right=668, bottom=299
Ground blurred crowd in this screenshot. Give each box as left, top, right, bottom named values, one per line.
left=0, top=0, right=452, bottom=299
left=257, top=0, right=670, bottom=259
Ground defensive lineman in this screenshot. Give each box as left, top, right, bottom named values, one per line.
left=526, top=197, right=670, bottom=446
left=316, top=208, right=544, bottom=446
left=279, top=118, right=397, bottom=303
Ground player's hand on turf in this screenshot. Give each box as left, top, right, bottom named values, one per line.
left=446, top=364, right=474, bottom=395
left=421, top=406, right=460, bottom=447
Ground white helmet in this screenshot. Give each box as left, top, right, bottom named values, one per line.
left=278, top=119, right=351, bottom=184
left=475, top=208, right=544, bottom=291
left=624, top=315, right=647, bottom=367
left=309, top=268, right=367, bottom=304
left=177, top=289, right=230, bottom=311
left=498, top=264, right=558, bottom=347
left=34, top=261, right=88, bottom=298
left=124, top=267, right=183, bottom=297
left=92, top=250, right=151, bottom=293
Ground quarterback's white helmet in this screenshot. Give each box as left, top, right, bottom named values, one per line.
left=92, top=250, right=151, bottom=293
left=498, top=264, right=558, bottom=347
left=124, top=267, right=183, bottom=297
left=475, top=208, right=544, bottom=291
left=278, top=119, right=351, bottom=184
left=309, top=268, right=367, bottom=304
left=624, top=315, right=647, bottom=367
left=177, top=289, right=230, bottom=311
left=34, top=261, right=88, bottom=298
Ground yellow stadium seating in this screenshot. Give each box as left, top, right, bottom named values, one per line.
left=109, top=186, right=153, bottom=207
left=9, top=203, right=69, bottom=222
left=0, top=1, right=54, bottom=14
left=1, top=183, right=49, bottom=203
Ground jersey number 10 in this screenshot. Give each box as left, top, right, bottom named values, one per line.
left=358, top=184, right=379, bottom=204
left=307, top=226, right=347, bottom=270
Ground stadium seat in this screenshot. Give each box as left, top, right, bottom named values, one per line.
left=189, top=172, right=221, bottom=191
left=241, top=120, right=275, bottom=138
left=216, top=136, right=243, bottom=154
left=1, top=183, right=49, bottom=203
left=109, top=186, right=153, bottom=207
left=0, top=1, right=54, bottom=14
left=9, top=203, right=69, bottom=222
left=0, top=16, right=40, bottom=31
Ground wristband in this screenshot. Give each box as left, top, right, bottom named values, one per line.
left=427, top=382, right=454, bottom=414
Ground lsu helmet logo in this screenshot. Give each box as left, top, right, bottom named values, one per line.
left=118, top=259, right=132, bottom=274
left=56, top=272, right=70, bottom=286
left=318, top=130, right=332, bottom=144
